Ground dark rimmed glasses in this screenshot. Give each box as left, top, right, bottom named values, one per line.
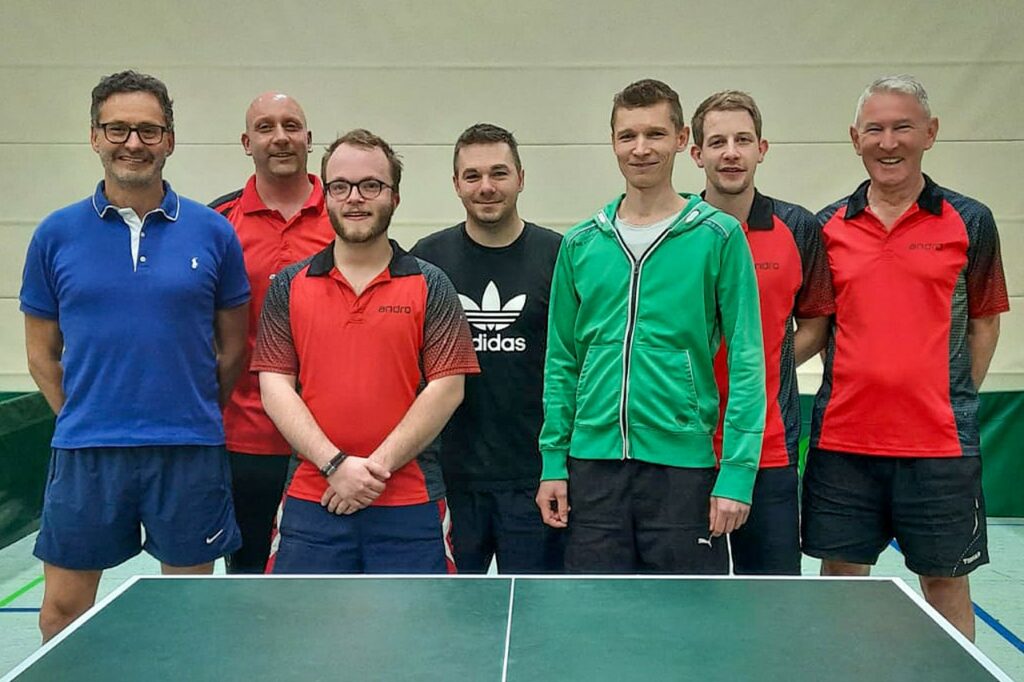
left=96, top=122, right=170, bottom=145
left=325, top=178, right=393, bottom=200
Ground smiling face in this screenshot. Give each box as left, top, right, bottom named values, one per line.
left=242, top=93, right=311, bottom=180
left=91, top=91, right=174, bottom=191
left=453, top=142, right=524, bottom=227
left=851, top=90, right=938, bottom=193
left=323, top=143, right=399, bottom=244
left=691, top=108, right=768, bottom=197
left=612, top=101, right=689, bottom=192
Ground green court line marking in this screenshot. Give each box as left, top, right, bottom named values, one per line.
left=0, top=575, right=44, bottom=608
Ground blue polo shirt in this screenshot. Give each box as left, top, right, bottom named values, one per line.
left=20, top=181, right=251, bottom=448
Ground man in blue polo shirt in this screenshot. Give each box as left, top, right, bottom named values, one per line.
left=20, top=70, right=251, bottom=641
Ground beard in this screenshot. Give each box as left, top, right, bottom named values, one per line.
left=100, top=149, right=166, bottom=189
left=329, top=202, right=394, bottom=244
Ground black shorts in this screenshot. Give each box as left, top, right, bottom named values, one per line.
left=730, top=464, right=800, bottom=575
left=226, top=451, right=291, bottom=574
left=446, top=487, right=564, bottom=574
left=801, top=448, right=987, bottom=577
left=564, top=458, right=727, bottom=575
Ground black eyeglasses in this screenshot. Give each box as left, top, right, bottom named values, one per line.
left=96, top=122, right=170, bottom=145
left=325, top=178, right=393, bottom=200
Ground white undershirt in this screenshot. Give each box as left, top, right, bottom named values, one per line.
left=614, top=211, right=679, bottom=260
left=116, top=207, right=145, bottom=271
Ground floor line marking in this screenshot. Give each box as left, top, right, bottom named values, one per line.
left=0, top=608, right=40, bottom=613
left=886, top=540, right=1024, bottom=654
left=0, top=576, right=43, bottom=608
left=974, top=604, right=1024, bottom=654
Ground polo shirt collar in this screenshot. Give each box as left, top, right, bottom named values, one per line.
left=844, top=174, right=943, bottom=219
left=91, top=180, right=180, bottom=221
left=306, top=239, right=420, bottom=278
left=239, top=174, right=326, bottom=215
left=747, top=190, right=774, bottom=230
left=697, top=189, right=773, bottom=231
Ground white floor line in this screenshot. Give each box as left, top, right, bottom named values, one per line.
left=891, top=578, right=1013, bottom=682
left=500, top=577, right=516, bottom=682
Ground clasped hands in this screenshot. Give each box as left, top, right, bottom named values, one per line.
left=320, top=456, right=391, bottom=515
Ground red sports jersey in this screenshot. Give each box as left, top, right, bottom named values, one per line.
left=250, top=242, right=480, bottom=505
left=812, top=176, right=1008, bottom=457
left=714, top=192, right=835, bottom=468
left=210, top=176, right=335, bottom=455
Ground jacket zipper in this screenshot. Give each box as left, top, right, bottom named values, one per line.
left=609, top=221, right=673, bottom=460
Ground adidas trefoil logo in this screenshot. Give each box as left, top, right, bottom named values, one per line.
left=459, top=281, right=526, bottom=332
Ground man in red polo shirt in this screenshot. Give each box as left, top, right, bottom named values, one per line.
left=209, top=93, right=334, bottom=574
left=804, top=75, right=1008, bottom=639
left=690, top=91, right=833, bottom=575
left=253, top=129, right=480, bottom=573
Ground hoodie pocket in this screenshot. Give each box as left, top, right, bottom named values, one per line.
left=573, top=344, right=621, bottom=428
left=629, top=346, right=704, bottom=432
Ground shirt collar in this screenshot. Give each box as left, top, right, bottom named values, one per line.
left=844, top=174, right=943, bottom=219
left=306, top=239, right=419, bottom=278
left=91, top=180, right=180, bottom=221
left=746, top=190, right=774, bottom=230
left=239, top=174, right=326, bottom=216
left=697, top=189, right=773, bottom=230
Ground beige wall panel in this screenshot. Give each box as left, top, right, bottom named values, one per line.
left=2, top=62, right=1022, bottom=146
left=3, top=1, right=1021, bottom=68
left=0, top=298, right=32, bottom=392
left=0, top=222, right=35, bottom=299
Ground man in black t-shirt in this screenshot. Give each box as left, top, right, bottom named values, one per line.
left=411, top=124, right=563, bottom=573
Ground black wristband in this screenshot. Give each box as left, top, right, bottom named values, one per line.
left=319, top=451, right=347, bottom=478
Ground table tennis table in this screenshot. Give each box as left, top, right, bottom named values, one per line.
left=1, top=575, right=1012, bottom=681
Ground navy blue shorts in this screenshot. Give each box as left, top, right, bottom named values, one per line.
left=34, top=446, right=241, bottom=570
left=729, top=464, right=801, bottom=575
left=446, top=487, right=565, bottom=574
left=269, top=496, right=455, bottom=574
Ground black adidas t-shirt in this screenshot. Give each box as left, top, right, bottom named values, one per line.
left=411, top=222, right=562, bottom=491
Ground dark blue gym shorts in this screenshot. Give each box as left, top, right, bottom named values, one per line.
left=34, top=445, right=241, bottom=570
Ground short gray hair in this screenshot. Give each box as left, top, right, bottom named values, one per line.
left=853, top=74, right=931, bottom=126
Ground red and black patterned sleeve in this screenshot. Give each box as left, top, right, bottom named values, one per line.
left=779, top=201, right=836, bottom=318
left=418, top=259, right=481, bottom=381
left=954, top=195, right=1010, bottom=318
left=250, top=261, right=305, bottom=376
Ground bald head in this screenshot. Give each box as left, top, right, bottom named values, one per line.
left=242, top=92, right=312, bottom=181
left=245, top=92, right=307, bottom=131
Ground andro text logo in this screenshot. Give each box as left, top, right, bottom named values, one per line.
left=755, top=261, right=781, bottom=270
left=909, top=243, right=945, bottom=251
left=378, top=305, right=412, bottom=314
left=459, top=281, right=526, bottom=332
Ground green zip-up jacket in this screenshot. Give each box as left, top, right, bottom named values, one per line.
left=539, top=193, right=766, bottom=504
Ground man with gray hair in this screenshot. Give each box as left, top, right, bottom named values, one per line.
left=804, top=75, right=1008, bottom=639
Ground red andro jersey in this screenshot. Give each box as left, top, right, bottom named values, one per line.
left=210, top=175, right=335, bottom=455
left=250, top=241, right=480, bottom=505
left=713, top=192, right=835, bottom=468
left=812, top=176, right=1009, bottom=457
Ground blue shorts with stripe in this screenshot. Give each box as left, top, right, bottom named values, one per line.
left=34, top=446, right=241, bottom=570
left=269, top=496, right=455, bottom=574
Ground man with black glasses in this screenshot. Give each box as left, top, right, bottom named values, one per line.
left=253, top=129, right=479, bottom=574
left=20, top=70, right=250, bottom=640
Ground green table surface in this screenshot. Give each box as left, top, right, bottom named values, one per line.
left=3, top=576, right=1011, bottom=682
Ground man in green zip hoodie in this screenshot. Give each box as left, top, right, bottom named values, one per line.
left=536, top=79, right=766, bottom=574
